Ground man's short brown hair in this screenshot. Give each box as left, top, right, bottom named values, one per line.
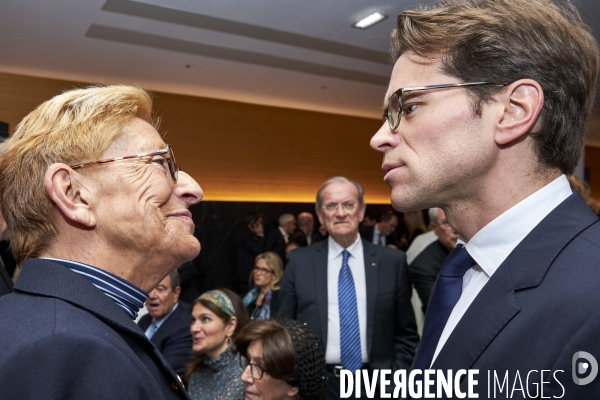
left=391, top=0, right=599, bottom=174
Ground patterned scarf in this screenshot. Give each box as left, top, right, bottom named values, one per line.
left=242, top=287, right=273, bottom=320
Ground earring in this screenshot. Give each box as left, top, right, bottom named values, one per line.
left=226, top=337, right=231, bottom=345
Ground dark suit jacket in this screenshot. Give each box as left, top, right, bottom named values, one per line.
left=0, top=256, right=13, bottom=297
left=360, top=225, right=398, bottom=248
left=266, top=228, right=287, bottom=262
left=0, top=259, right=189, bottom=400
left=235, top=226, right=265, bottom=287
left=138, top=301, right=193, bottom=376
left=416, top=193, right=600, bottom=398
left=289, top=229, right=323, bottom=247
left=408, top=239, right=449, bottom=313
left=278, top=239, right=419, bottom=371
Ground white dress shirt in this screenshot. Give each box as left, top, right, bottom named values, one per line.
left=431, top=175, right=572, bottom=364
left=372, top=225, right=386, bottom=246
left=279, top=226, right=289, bottom=244
left=325, top=235, right=369, bottom=364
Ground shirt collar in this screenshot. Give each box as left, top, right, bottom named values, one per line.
left=41, top=257, right=148, bottom=319
left=328, top=234, right=362, bottom=259
left=278, top=226, right=289, bottom=239
left=153, top=302, right=179, bottom=328
left=460, top=174, right=571, bottom=277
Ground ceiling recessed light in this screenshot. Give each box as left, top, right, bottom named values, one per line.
left=353, top=12, right=387, bottom=30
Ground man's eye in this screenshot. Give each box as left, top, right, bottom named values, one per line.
left=402, top=104, right=418, bottom=115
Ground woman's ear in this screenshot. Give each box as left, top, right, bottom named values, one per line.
left=494, top=79, right=544, bottom=146
left=225, top=316, right=238, bottom=338
left=44, top=163, right=96, bottom=228
left=286, top=385, right=299, bottom=398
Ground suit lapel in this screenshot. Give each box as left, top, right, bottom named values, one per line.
left=362, top=240, right=379, bottom=358
left=314, top=240, right=330, bottom=344
left=433, top=193, right=598, bottom=370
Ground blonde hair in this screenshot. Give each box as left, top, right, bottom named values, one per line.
left=254, top=251, right=284, bottom=290
left=0, top=85, right=153, bottom=264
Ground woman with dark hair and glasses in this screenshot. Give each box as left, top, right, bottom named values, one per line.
left=242, top=252, right=283, bottom=320
left=186, top=289, right=250, bottom=400
left=236, top=318, right=327, bottom=400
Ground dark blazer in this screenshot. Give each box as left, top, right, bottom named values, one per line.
left=408, top=239, right=449, bottom=313
left=278, top=239, right=419, bottom=371
left=138, top=301, right=193, bottom=376
left=0, top=256, right=13, bottom=297
left=289, top=229, right=324, bottom=247
left=417, top=193, right=600, bottom=398
left=265, top=228, right=287, bottom=262
left=360, top=225, right=398, bottom=248
left=0, top=259, right=190, bottom=400
left=235, top=226, right=265, bottom=291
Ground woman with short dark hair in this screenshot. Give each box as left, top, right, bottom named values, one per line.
left=236, top=318, right=327, bottom=400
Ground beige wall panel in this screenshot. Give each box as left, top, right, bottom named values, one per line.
left=0, top=72, right=393, bottom=204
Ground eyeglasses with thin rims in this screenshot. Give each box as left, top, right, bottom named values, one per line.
left=253, top=266, right=273, bottom=275
left=322, top=202, right=359, bottom=214
left=240, top=355, right=265, bottom=380
left=68, top=144, right=179, bottom=182
left=383, top=82, right=508, bottom=130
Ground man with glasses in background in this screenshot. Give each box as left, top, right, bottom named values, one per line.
left=371, top=0, right=600, bottom=396
left=0, top=85, right=202, bottom=399
left=278, top=176, right=418, bottom=399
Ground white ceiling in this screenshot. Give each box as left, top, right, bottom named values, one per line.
left=2, top=0, right=600, bottom=131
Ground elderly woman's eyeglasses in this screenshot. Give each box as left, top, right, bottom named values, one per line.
left=68, top=144, right=179, bottom=182
left=240, top=355, right=265, bottom=380
left=382, top=82, right=508, bottom=130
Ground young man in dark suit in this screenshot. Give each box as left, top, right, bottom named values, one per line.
left=371, top=0, right=600, bottom=396
left=278, top=177, right=418, bottom=399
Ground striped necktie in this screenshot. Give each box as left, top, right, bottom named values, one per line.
left=338, top=249, right=362, bottom=371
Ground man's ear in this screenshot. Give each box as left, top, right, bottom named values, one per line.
left=173, top=285, right=181, bottom=302
left=495, top=79, right=544, bottom=146
left=44, top=163, right=96, bottom=228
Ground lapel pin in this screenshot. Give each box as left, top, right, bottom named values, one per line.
left=372, top=262, right=377, bottom=266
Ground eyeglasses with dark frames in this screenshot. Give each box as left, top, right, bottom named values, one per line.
left=240, top=354, right=265, bottom=380
left=68, top=144, right=179, bottom=182
left=382, top=82, right=508, bottom=130
left=253, top=266, right=273, bottom=275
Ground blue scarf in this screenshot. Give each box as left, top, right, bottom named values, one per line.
left=242, top=287, right=273, bottom=320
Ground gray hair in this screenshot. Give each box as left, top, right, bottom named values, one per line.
left=315, top=176, right=364, bottom=210
left=428, top=208, right=441, bottom=224
left=278, top=213, right=295, bottom=226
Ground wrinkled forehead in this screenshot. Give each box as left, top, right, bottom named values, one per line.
left=101, top=117, right=165, bottom=159
left=321, top=182, right=359, bottom=203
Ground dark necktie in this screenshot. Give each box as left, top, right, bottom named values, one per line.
left=414, top=245, right=474, bottom=370
left=338, top=249, right=362, bottom=371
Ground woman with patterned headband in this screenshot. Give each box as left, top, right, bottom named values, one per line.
left=186, top=288, right=249, bottom=400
